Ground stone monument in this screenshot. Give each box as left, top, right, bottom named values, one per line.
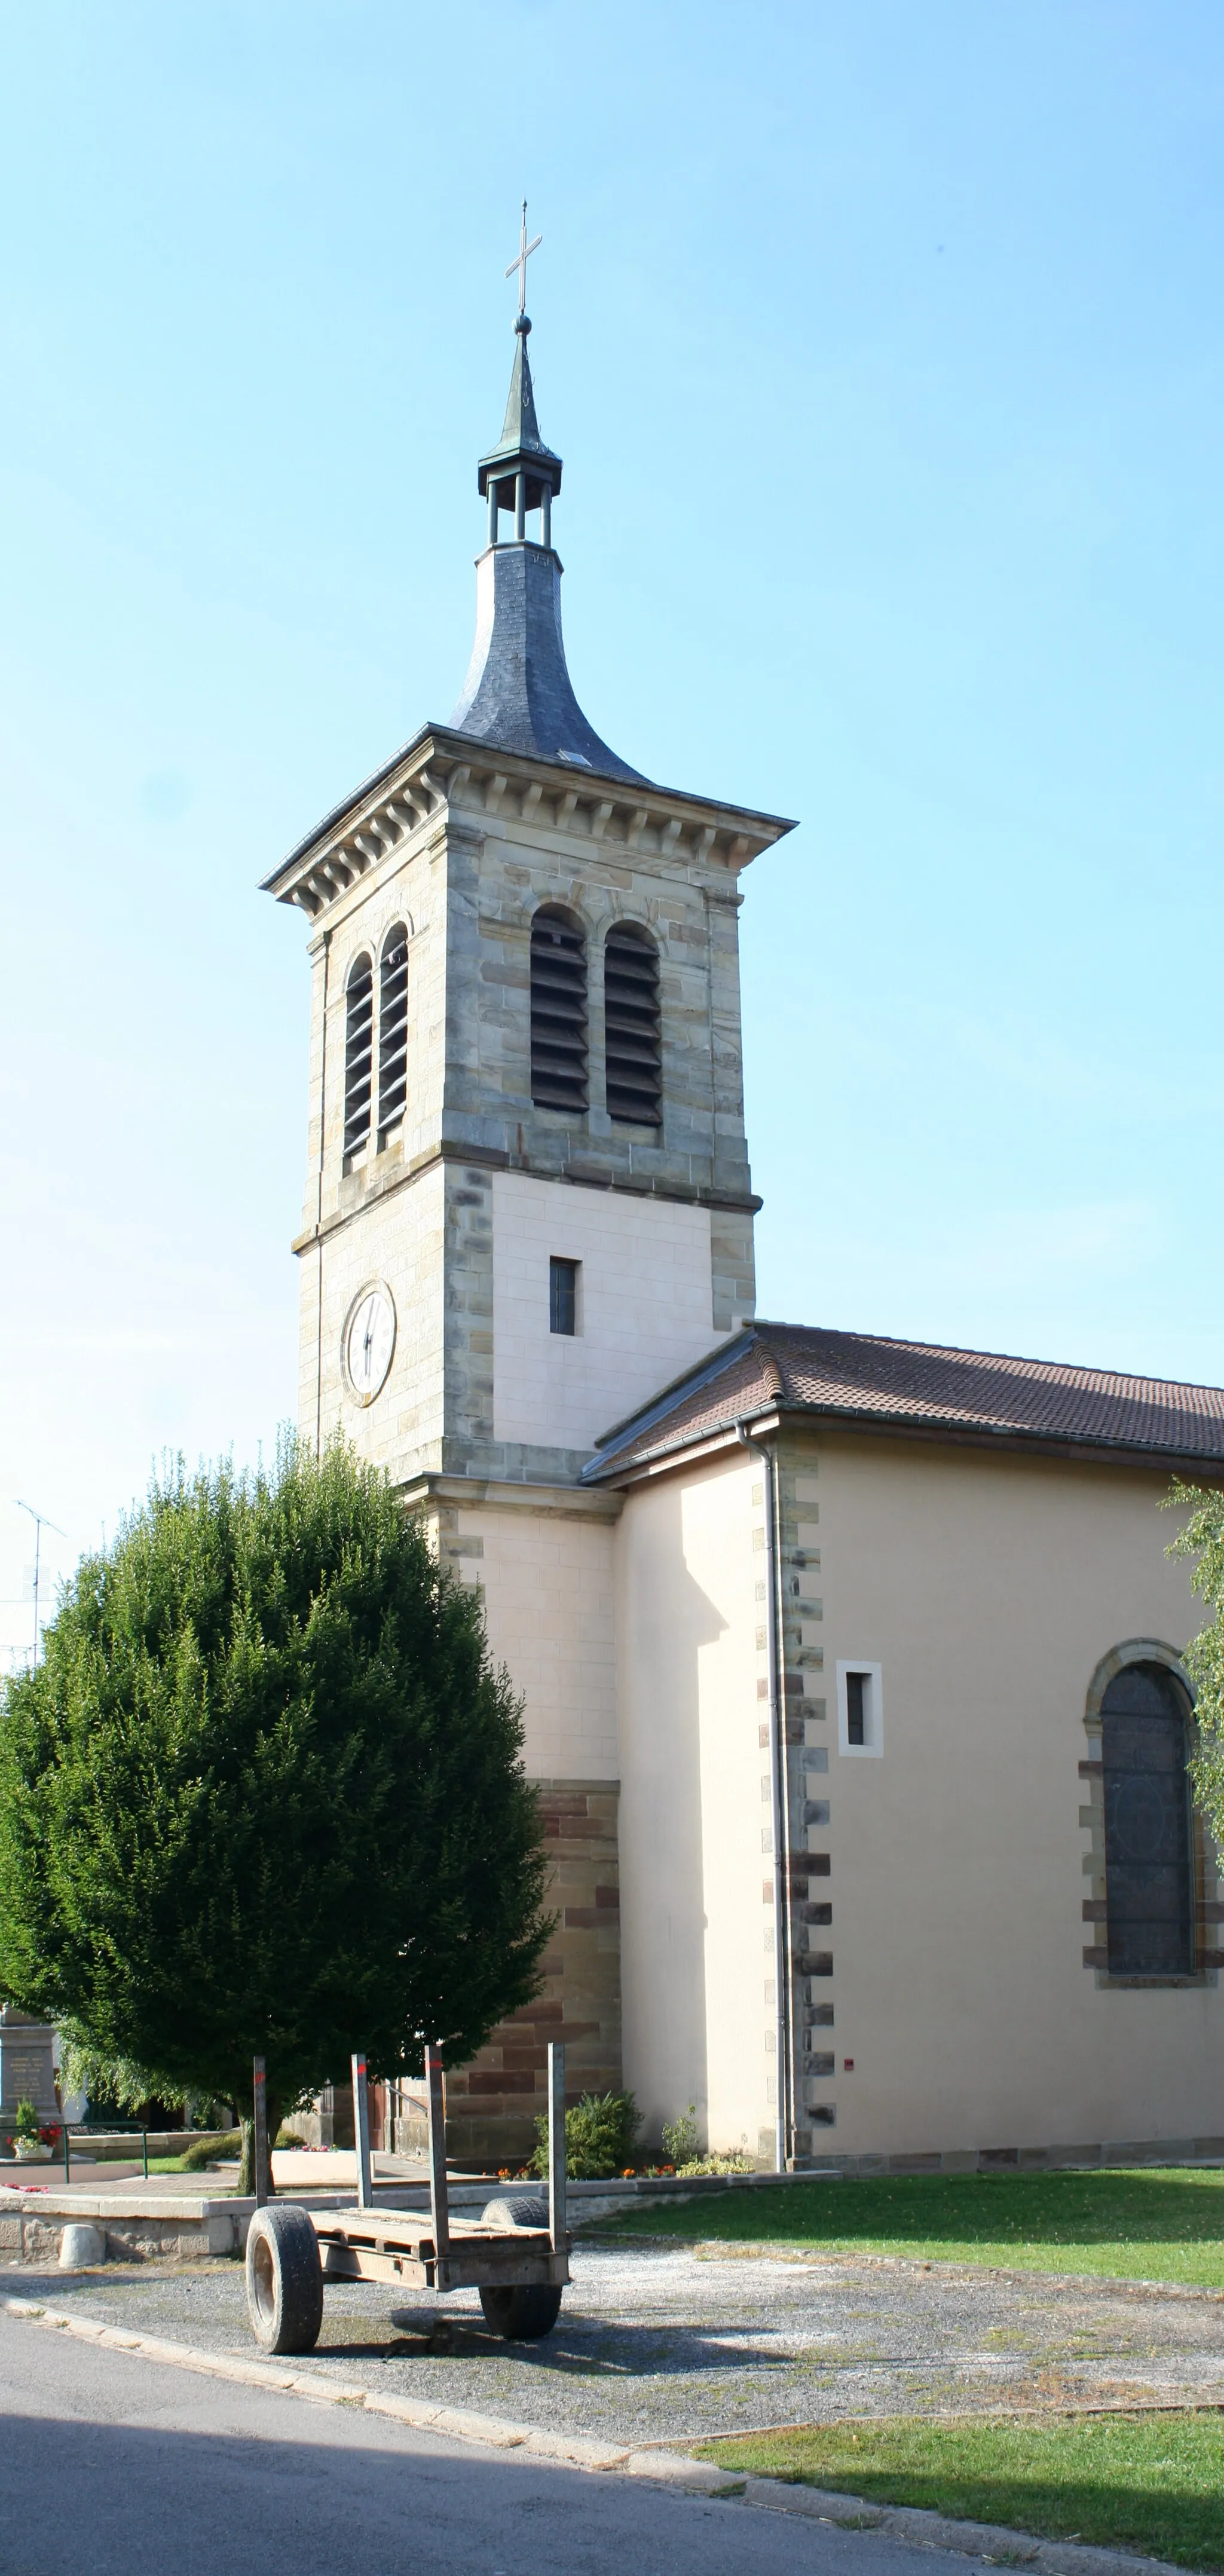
left=0, top=2005, right=58, bottom=2144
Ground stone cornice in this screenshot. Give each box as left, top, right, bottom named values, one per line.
left=290, top=1135, right=763, bottom=1257
left=399, top=1471, right=622, bottom=1524
left=262, top=725, right=797, bottom=922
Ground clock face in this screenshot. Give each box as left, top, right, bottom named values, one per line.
left=344, top=1286, right=396, bottom=1405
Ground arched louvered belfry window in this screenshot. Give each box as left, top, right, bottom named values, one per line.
left=342, top=953, right=374, bottom=1158
left=1101, top=1660, right=1195, bottom=1977
left=530, top=906, right=587, bottom=1112
left=604, top=923, right=662, bottom=1125
left=378, top=925, right=409, bottom=1138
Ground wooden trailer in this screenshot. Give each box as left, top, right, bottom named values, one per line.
left=244, top=2043, right=570, bottom=2355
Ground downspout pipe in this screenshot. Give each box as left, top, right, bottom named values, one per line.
left=738, top=1421, right=792, bottom=2173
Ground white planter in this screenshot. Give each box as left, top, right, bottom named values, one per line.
left=13, top=2138, right=53, bottom=2162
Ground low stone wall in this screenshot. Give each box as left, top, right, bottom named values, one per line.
left=0, top=2174, right=809, bottom=2263
left=7, top=2141, right=1214, bottom=2269
left=0, top=2191, right=244, bottom=2265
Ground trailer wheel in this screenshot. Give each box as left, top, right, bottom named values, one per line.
left=246, top=2205, right=323, bottom=2354
left=481, top=2192, right=550, bottom=2232
left=478, top=2195, right=562, bottom=2338
left=479, top=2283, right=564, bottom=2340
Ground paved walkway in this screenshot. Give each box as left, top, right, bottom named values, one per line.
left=13, top=2237, right=1224, bottom=2447
left=0, top=2305, right=1013, bottom=2576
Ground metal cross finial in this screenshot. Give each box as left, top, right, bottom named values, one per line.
left=505, top=200, right=542, bottom=314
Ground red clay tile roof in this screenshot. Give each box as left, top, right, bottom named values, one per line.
left=586, top=1322, right=1224, bottom=1479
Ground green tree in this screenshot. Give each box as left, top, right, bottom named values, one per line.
left=1165, top=1479, right=1224, bottom=1842
left=0, top=1438, right=550, bottom=2190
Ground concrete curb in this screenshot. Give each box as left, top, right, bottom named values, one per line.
left=1, top=2294, right=1190, bottom=2575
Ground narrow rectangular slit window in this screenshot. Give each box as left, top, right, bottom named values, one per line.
left=549, top=1256, right=579, bottom=1336
left=837, top=1660, right=883, bottom=1757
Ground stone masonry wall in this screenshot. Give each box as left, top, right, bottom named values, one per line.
left=290, top=766, right=764, bottom=1498
left=444, top=1779, right=622, bottom=2168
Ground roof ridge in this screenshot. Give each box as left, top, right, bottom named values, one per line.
left=585, top=1317, right=1224, bottom=1483
left=749, top=1319, right=1224, bottom=1405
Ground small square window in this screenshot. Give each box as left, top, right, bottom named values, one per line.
left=549, top=1256, right=579, bottom=1336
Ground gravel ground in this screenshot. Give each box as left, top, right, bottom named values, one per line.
left=10, top=2239, right=1224, bottom=2447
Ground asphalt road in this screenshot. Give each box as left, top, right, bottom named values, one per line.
left=0, top=2307, right=989, bottom=2576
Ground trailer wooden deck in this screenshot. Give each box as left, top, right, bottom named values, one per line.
left=308, top=2204, right=568, bottom=2293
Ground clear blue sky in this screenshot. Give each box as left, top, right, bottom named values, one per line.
left=2, top=1, right=1223, bottom=1656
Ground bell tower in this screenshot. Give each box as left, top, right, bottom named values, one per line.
left=262, top=236, right=794, bottom=2159
left=264, top=281, right=794, bottom=1500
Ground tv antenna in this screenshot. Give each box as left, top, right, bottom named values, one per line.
left=14, top=1500, right=66, bottom=1668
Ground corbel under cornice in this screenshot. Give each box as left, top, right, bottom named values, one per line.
left=262, top=726, right=796, bottom=923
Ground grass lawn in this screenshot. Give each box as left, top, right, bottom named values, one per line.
left=601, top=2167, right=1224, bottom=2286
left=691, top=2410, right=1224, bottom=2571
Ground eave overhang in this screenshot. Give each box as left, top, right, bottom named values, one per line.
left=586, top=1397, right=1224, bottom=1491
left=261, top=724, right=797, bottom=920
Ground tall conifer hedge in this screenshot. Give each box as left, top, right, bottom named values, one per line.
left=0, top=1440, right=550, bottom=2176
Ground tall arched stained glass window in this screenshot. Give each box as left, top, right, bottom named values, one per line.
left=1101, top=1661, right=1195, bottom=1977
left=342, top=953, right=374, bottom=1159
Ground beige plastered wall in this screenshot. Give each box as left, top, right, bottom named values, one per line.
left=491, top=1170, right=717, bottom=1453
left=813, top=1431, right=1221, bottom=2158
left=616, top=1450, right=773, bottom=2153
left=446, top=1496, right=620, bottom=1782
left=614, top=1431, right=1223, bottom=2162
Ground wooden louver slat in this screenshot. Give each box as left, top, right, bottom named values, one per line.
left=378, top=927, right=409, bottom=1134
left=604, top=925, right=662, bottom=1125
left=531, top=909, right=587, bottom=1112
left=343, top=957, right=374, bottom=1156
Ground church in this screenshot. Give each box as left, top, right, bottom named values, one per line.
left=263, top=265, right=1224, bottom=2176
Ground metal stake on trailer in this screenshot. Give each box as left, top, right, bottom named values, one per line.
left=425, top=2043, right=450, bottom=2257
left=347, top=2037, right=565, bottom=2248
left=547, top=2039, right=566, bottom=2250
left=351, top=2050, right=374, bottom=2210
left=252, top=2055, right=268, bottom=2208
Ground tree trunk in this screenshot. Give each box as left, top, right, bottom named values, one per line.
left=237, top=2095, right=281, bottom=2197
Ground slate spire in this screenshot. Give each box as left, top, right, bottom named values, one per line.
left=448, top=247, right=646, bottom=784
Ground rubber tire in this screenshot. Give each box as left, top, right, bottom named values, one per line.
left=246, top=2204, right=324, bottom=2354
left=479, top=2282, right=564, bottom=2340
left=481, top=2192, right=550, bottom=2232
left=478, top=2194, right=562, bottom=2338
